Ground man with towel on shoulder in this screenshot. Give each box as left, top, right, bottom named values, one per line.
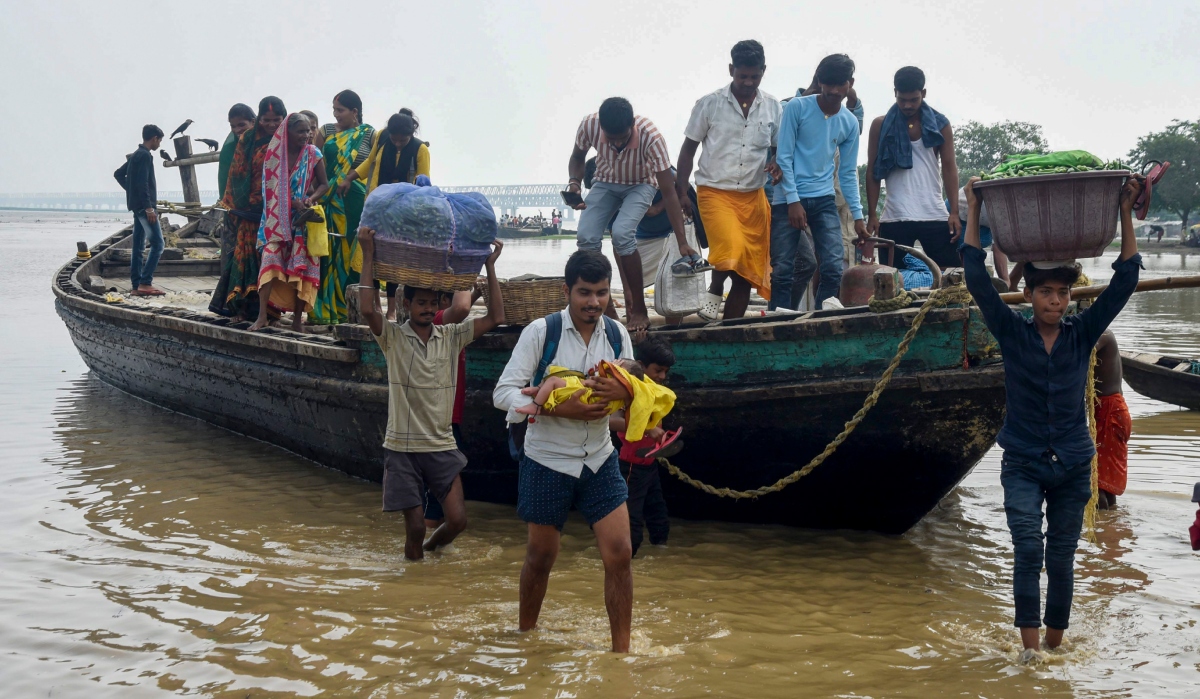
left=866, top=66, right=961, bottom=271
left=676, top=39, right=781, bottom=321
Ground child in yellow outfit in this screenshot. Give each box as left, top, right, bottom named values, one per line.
left=515, top=359, right=675, bottom=441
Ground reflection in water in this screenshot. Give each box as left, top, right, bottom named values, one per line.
left=3, top=216, right=1200, bottom=697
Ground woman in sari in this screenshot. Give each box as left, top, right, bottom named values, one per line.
left=310, top=90, right=375, bottom=324
left=341, top=109, right=431, bottom=319
left=210, top=96, right=286, bottom=318
left=249, top=114, right=329, bottom=332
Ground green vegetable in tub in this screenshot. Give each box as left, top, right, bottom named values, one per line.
left=979, top=150, right=1131, bottom=180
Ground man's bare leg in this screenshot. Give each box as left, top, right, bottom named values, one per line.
left=1044, top=627, right=1064, bottom=649
left=722, top=274, right=752, bottom=320
left=402, top=506, right=427, bottom=561
left=519, top=523, right=561, bottom=632
left=1020, top=626, right=1040, bottom=651
left=592, top=503, right=633, bottom=652
left=292, top=299, right=307, bottom=332
left=424, top=475, right=467, bottom=551
left=618, top=251, right=649, bottom=340
left=708, top=271, right=730, bottom=297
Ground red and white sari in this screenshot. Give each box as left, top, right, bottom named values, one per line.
left=257, top=116, right=323, bottom=311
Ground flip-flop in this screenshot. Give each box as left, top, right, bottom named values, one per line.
left=636, top=427, right=684, bottom=459
left=671, top=253, right=715, bottom=277
left=1135, top=161, right=1170, bottom=221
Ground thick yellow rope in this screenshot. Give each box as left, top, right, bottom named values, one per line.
left=661, top=284, right=974, bottom=499
left=1083, top=347, right=1100, bottom=544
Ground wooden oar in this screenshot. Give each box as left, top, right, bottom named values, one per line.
left=999, top=275, right=1200, bottom=304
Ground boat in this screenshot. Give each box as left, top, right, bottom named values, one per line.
left=54, top=227, right=1007, bottom=534
left=1120, top=351, right=1200, bottom=410
left=497, top=223, right=557, bottom=239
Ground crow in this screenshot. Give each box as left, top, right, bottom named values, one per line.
left=195, top=137, right=220, bottom=151
left=159, top=150, right=173, bottom=162
left=169, top=119, right=194, bottom=139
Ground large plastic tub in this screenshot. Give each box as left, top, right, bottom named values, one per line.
left=973, top=170, right=1129, bottom=261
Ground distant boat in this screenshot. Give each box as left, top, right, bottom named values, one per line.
left=55, top=226, right=1008, bottom=534
left=497, top=222, right=557, bottom=239
left=1120, top=351, right=1200, bottom=410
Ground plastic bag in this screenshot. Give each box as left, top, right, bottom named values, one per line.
left=654, top=223, right=705, bottom=317
left=360, top=182, right=497, bottom=249
left=305, top=204, right=330, bottom=257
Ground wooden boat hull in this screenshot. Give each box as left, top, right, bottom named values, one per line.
left=497, top=226, right=554, bottom=239
left=54, top=229, right=1008, bottom=534
left=1121, top=351, right=1200, bottom=411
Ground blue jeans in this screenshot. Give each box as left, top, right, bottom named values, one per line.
left=1000, top=452, right=1092, bottom=629
left=768, top=203, right=817, bottom=310
left=130, top=212, right=164, bottom=288
left=576, top=181, right=655, bottom=257
left=783, top=196, right=843, bottom=305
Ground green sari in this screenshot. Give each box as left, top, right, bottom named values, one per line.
left=311, top=123, right=373, bottom=324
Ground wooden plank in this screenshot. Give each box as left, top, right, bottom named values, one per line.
left=162, top=151, right=221, bottom=168
left=172, top=136, right=201, bottom=216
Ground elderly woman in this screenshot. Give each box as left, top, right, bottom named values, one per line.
left=310, top=89, right=375, bottom=324
left=249, top=113, right=329, bottom=332
left=210, top=96, right=285, bottom=318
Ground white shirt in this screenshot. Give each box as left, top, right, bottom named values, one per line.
left=684, top=85, right=781, bottom=192
left=492, top=309, right=634, bottom=477
left=881, top=139, right=949, bottom=222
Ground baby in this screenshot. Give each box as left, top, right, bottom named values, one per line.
left=516, top=359, right=645, bottom=417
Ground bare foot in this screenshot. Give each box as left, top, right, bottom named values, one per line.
left=248, top=317, right=269, bottom=332
left=514, top=403, right=542, bottom=416
left=625, top=311, right=650, bottom=343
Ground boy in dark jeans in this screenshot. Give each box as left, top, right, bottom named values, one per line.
left=611, top=336, right=676, bottom=556
left=962, top=175, right=1143, bottom=663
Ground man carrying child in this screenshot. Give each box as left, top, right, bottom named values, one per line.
left=493, top=250, right=637, bottom=653
left=962, top=174, right=1144, bottom=663
left=356, top=230, right=505, bottom=561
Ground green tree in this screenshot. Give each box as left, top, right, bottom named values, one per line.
left=1129, top=120, right=1200, bottom=232
left=856, top=163, right=884, bottom=218
left=954, top=120, right=1050, bottom=187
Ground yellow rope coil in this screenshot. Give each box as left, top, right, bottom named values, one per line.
left=1083, top=347, right=1100, bottom=544
left=662, top=284, right=974, bottom=499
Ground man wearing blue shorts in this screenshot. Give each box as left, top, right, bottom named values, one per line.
left=493, top=250, right=636, bottom=653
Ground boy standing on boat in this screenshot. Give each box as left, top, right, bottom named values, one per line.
left=962, top=175, right=1143, bottom=663
left=115, top=124, right=166, bottom=297
left=493, top=250, right=636, bottom=653
left=675, top=39, right=781, bottom=320
left=355, top=230, right=505, bottom=561
left=866, top=66, right=961, bottom=271
left=567, top=98, right=698, bottom=339
left=776, top=54, right=869, bottom=308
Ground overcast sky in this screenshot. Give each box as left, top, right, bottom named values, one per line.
left=3, top=0, right=1198, bottom=195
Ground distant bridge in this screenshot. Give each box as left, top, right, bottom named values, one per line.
left=0, top=185, right=574, bottom=217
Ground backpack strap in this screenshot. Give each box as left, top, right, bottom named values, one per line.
left=533, top=311, right=563, bottom=386
left=602, top=316, right=624, bottom=358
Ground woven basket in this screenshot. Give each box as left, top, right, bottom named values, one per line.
left=374, top=238, right=489, bottom=292
left=485, top=276, right=566, bottom=325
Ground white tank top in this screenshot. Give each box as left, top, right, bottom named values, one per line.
left=881, top=139, right=948, bottom=222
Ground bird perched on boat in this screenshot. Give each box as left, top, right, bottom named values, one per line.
left=159, top=150, right=173, bottom=162
left=195, top=137, right=220, bottom=151
left=169, top=119, right=194, bottom=139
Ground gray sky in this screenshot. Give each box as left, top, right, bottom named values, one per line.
left=3, top=0, right=1198, bottom=195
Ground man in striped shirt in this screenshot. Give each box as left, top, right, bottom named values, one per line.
left=568, top=98, right=698, bottom=338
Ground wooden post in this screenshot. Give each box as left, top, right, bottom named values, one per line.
left=873, top=267, right=901, bottom=301
left=172, top=136, right=201, bottom=217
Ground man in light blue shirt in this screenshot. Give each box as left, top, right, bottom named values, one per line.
left=776, top=54, right=868, bottom=306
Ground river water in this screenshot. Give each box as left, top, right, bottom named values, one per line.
left=2, top=211, right=1198, bottom=698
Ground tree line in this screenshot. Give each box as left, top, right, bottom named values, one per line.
left=857, top=119, right=1199, bottom=232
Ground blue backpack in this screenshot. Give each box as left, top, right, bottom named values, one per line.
left=507, top=311, right=624, bottom=462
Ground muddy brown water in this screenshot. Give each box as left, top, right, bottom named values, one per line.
left=2, top=212, right=1199, bottom=697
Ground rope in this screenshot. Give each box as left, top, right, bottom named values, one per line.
left=662, top=283, right=975, bottom=499
left=1083, top=347, right=1100, bottom=544
left=868, top=290, right=920, bottom=313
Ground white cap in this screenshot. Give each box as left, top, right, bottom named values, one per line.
left=1029, top=259, right=1077, bottom=270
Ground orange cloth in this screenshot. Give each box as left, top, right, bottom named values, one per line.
left=1095, top=393, right=1131, bottom=496
left=696, top=185, right=771, bottom=301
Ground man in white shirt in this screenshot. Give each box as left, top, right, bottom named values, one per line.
left=493, top=250, right=636, bottom=653
left=676, top=40, right=782, bottom=320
